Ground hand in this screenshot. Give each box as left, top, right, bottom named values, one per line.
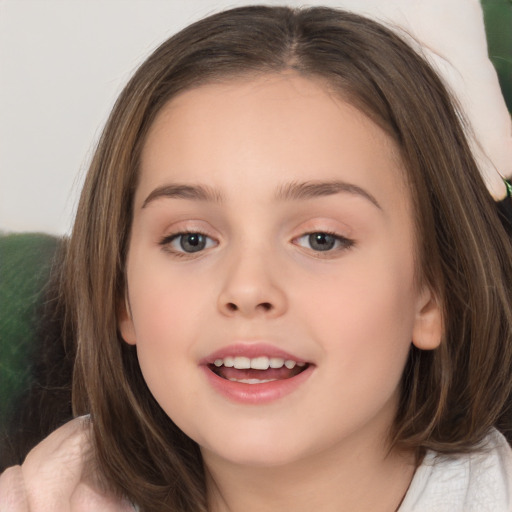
left=0, top=417, right=134, bottom=511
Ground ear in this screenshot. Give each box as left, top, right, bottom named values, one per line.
left=412, top=286, right=442, bottom=350
left=118, top=293, right=137, bottom=345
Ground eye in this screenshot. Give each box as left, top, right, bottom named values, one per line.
left=295, top=232, right=354, bottom=252
left=161, top=232, right=217, bottom=254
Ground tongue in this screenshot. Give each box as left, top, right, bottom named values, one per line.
left=215, top=366, right=302, bottom=381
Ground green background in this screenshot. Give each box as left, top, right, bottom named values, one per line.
left=482, top=0, right=512, bottom=112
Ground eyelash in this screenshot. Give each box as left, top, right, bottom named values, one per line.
left=159, top=230, right=355, bottom=257
left=159, top=231, right=218, bottom=258
left=294, top=231, right=355, bottom=256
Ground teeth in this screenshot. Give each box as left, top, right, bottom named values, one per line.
left=269, top=357, right=285, bottom=368
left=212, top=356, right=306, bottom=370
left=233, top=356, right=251, bottom=369
left=251, top=356, right=270, bottom=370
left=228, top=378, right=277, bottom=384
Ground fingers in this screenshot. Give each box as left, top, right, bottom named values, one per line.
left=0, top=466, right=30, bottom=512
left=21, top=417, right=91, bottom=511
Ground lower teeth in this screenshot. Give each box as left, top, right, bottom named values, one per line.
left=228, top=378, right=278, bottom=384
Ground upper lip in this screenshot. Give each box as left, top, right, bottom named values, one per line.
left=200, top=342, right=309, bottom=365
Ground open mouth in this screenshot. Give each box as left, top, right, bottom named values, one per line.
left=208, top=356, right=310, bottom=384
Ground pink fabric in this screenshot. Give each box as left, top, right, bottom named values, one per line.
left=0, top=417, right=133, bottom=511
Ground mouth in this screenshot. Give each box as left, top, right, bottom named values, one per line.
left=201, top=346, right=314, bottom=403
left=208, top=356, right=310, bottom=384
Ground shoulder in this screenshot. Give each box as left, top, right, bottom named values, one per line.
left=0, top=417, right=134, bottom=511
left=399, top=429, right=512, bottom=512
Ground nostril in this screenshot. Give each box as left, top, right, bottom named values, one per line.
left=259, top=302, right=273, bottom=311
left=225, top=302, right=273, bottom=313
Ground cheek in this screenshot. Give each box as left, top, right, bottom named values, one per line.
left=299, top=249, right=417, bottom=378
left=127, top=280, right=207, bottom=426
left=128, top=253, right=212, bottom=339
left=125, top=259, right=211, bottom=394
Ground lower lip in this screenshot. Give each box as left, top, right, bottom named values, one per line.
left=201, top=365, right=314, bottom=404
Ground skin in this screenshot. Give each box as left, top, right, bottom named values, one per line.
left=119, top=73, right=442, bottom=512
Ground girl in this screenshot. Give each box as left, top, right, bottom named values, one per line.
left=1, top=5, right=512, bottom=511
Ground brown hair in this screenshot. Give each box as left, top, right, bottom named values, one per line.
left=62, top=6, right=512, bottom=510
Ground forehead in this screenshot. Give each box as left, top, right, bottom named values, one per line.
left=137, top=73, right=408, bottom=211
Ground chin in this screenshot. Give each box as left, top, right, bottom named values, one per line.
left=197, top=427, right=319, bottom=469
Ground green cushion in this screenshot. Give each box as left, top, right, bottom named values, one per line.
left=482, top=0, right=512, bottom=112
left=0, top=233, right=59, bottom=431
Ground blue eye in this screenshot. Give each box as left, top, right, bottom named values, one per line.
left=296, top=232, right=353, bottom=252
left=162, top=232, right=216, bottom=254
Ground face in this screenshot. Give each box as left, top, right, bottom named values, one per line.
left=119, top=73, right=441, bottom=469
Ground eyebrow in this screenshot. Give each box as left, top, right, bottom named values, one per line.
left=275, top=180, right=382, bottom=210
left=142, top=184, right=223, bottom=208
left=141, top=179, right=381, bottom=210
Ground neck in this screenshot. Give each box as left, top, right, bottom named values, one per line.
left=203, top=426, right=416, bottom=512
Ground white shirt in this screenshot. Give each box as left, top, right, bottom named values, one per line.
left=399, top=429, right=512, bottom=511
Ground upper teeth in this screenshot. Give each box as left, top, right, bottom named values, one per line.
left=213, top=356, right=306, bottom=370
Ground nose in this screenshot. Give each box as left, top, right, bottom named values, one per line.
left=217, top=249, right=288, bottom=319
